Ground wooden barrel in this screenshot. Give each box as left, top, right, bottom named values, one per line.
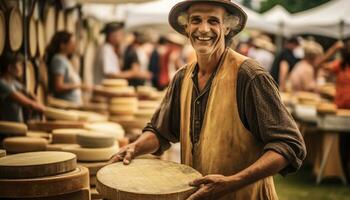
left=37, top=20, right=46, bottom=58
left=29, top=16, right=37, bottom=57
left=0, top=10, right=5, bottom=56
left=66, top=10, right=77, bottom=34
left=96, top=159, right=202, bottom=200
left=56, top=10, right=65, bottom=31
left=8, top=7, right=23, bottom=51
left=26, top=60, right=36, bottom=94
left=45, top=6, right=56, bottom=45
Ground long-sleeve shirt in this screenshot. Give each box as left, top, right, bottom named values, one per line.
left=143, top=59, right=306, bottom=175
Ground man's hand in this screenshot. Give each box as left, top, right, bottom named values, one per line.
left=109, top=143, right=137, bottom=165
left=187, top=175, right=234, bottom=200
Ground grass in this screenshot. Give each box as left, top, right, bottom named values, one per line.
left=274, top=165, right=350, bottom=200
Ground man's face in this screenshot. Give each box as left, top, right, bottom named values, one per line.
left=186, top=4, right=229, bottom=55
left=109, top=30, right=124, bottom=47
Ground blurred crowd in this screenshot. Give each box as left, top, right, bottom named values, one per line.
left=1, top=20, right=350, bottom=122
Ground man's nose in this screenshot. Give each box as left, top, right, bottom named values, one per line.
left=198, top=22, right=210, bottom=33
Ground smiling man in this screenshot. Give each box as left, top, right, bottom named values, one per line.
left=110, top=1, right=306, bottom=199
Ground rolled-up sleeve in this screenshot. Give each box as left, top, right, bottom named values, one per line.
left=142, top=68, right=185, bottom=155
left=243, top=71, right=306, bottom=176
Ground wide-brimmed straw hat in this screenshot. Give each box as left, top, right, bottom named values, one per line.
left=168, top=0, right=247, bottom=40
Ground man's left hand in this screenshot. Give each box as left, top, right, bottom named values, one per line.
left=187, top=174, right=234, bottom=200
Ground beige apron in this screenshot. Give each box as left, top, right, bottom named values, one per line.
left=180, top=48, right=278, bottom=200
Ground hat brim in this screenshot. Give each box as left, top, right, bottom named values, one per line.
left=168, top=0, right=247, bottom=40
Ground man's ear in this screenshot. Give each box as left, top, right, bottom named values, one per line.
left=224, top=26, right=230, bottom=36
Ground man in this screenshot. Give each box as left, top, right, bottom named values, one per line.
left=110, top=1, right=306, bottom=199
left=94, top=22, right=140, bottom=84
left=270, top=37, right=300, bottom=91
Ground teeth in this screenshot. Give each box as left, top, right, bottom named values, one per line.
left=197, top=37, right=211, bottom=41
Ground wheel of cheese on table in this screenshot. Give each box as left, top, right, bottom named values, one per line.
left=135, top=109, right=155, bottom=119
left=109, top=104, right=137, bottom=115
left=0, top=150, right=5, bottom=158
left=102, top=79, right=128, bottom=88
left=27, top=131, right=51, bottom=140
left=78, top=161, right=108, bottom=176
left=337, top=109, right=350, bottom=117
left=69, top=110, right=108, bottom=122
left=138, top=100, right=160, bottom=109
left=62, top=144, right=119, bottom=162
left=101, top=86, right=136, bottom=97
left=0, top=121, right=27, bottom=136
left=109, top=115, right=135, bottom=123
left=46, top=144, right=80, bottom=151
left=96, top=159, right=202, bottom=200
left=0, top=166, right=89, bottom=198
left=28, top=120, right=85, bottom=132
left=84, top=122, right=125, bottom=140
left=317, top=102, right=337, bottom=114
left=52, top=129, right=88, bottom=144
left=77, top=132, right=116, bottom=148
left=110, top=97, right=138, bottom=105
left=44, top=107, right=80, bottom=121
left=0, top=151, right=76, bottom=179
left=12, top=188, right=90, bottom=200
left=3, top=137, right=48, bottom=154
left=47, top=96, right=80, bottom=109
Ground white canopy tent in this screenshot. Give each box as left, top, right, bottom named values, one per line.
left=262, top=5, right=291, bottom=35
left=124, top=0, right=278, bottom=34
left=285, top=0, right=350, bottom=38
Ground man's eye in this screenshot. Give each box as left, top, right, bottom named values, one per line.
left=208, top=19, right=219, bottom=25
left=191, top=19, right=200, bottom=24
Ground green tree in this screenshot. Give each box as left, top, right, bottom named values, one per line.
left=260, top=0, right=330, bottom=13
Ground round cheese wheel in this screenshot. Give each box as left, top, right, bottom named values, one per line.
left=109, top=115, right=135, bottom=124
left=102, top=79, right=128, bottom=88
left=138, top=100, right=160, bottom=109
left=27, top=131, right=51, bottom=140
left=62, top=144, right=119, bottom=162
left=68, top=110, right=108, bottom=122
left=46, top=144, right=80, bottom=151
left=96, top=159, right=202, bottom=200
left=3, top=137, right=48, bottom=154
left=84, top=122, right=125, bottom=140
left=28, top=121, right=85, bottom=132
left=45, top=107, right=80, bottom=121
left=0, top=166, right=89, bottom=198
left=109, top=105, right=137, bottom=115
left=0, top=151, right=76, bottom=179
left=0, top=121, right=27, bottom=136
left=47, top=96, right=80, bottom=109
left=0, top=150, right=6, bottom=158
left=110, top=97, right=138, bottom=105
left=101, top=86, right=136, bottom=97
left=135, top=109, right=155, bottom=119
left=317, top=102, right=337, bottom=114
left=77, top=132, right=115, bottom=148
left=9, top=7, right=23, bottom=51
left=52, top=129, right=88, bottom=144
left=78, top=161, right=108, bottom=176
left=337, top=109, right=350, bottom=117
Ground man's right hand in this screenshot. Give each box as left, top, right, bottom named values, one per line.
left=109, top=143, right=137, bottom=165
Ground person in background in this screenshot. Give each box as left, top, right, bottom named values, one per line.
left=46, top=31, right=85, bottom=105
left=322, top=40, right=350, bottom=180
left=122, top=32, right=152, bottom=87
left=270, top=37, right=300, bottom=91
left=288, top=40, right=324, bottom=92
left=0, top=52, right=45, bottom=122
left=248, top=35, right=275, bottom=72
left=148, top=36, right=167, bottom=89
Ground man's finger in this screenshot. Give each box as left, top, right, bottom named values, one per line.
left=123, top=149, right=134, bottom=165
left=189, top=176, right=212, bottom=186
left=108, top=154, right=123, bottom=164
left=187, top=187, right=208, bottom=200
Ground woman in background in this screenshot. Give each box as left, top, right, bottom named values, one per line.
left=46, top=31, right=86, bottom=105
left=0, top=52, right=45, bottom=122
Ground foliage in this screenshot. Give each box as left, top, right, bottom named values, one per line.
left=259, top=0, right=331, bottom=13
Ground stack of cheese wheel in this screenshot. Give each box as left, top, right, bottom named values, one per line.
left=317, top=102, right=337, bottom=115
left=96, top=159, right=202, bottom=200
left=47, top=97, right=80, bottom=109
left=99, top=79, right=136, bottom=97
left=137, top=86, right=163, bottom=100
left=3, top=137, right=48, bottom=154
left=68, top=110, right=108, bottom=122
left=84, top=122, right=125, bottom=141
left=0, top=151, right=90, bottom=199
left=44, top=107, right=80, bottom=121
left=81, top=101, right=109, bottom=115
left=0, top=150, right=6, bottom=158
left=51, top=128, right=88, bottom=144
left=27, top=120, right=85, bottom=132
left=0, top=121, right=27, bottom=136
left=296, top=91, right=320, bottom=106
left=109, top=97, right=138, bottom=127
